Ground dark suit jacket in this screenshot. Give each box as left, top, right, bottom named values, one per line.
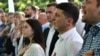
left=43, top=27, right=59, bottom=56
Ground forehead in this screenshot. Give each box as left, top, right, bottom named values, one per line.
left=46, top=6, right=56, bottom=11
left=39, top=13, right=46, bottom=16
left=83, top=0, right=98, bottom=7
left=56, top=8, right=63, bottom=14
left=85, top=0, right=97, bottom=2
left=25, top=6, right=32, bottom=10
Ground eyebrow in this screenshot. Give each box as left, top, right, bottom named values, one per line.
left=55, top=12, right=59, bottom=16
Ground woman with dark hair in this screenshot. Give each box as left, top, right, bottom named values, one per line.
left=17, top=19, right=45, bottom=56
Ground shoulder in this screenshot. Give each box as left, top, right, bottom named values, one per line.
left=71, top=28, right=83, bottom=43
left=30, top=43, right=42, bottom=49
left=27, top=43, right=44, bottom=53
left=30, top=43, right=44, bottom=51
left=23, top=43, right=45, bottom=56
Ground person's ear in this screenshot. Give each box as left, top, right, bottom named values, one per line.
left=66, top=18, right=73, bottom=25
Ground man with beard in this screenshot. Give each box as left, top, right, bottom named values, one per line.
left=25, top=4, right=37, bottom=19
left=77, top=0, right=100, bottom=56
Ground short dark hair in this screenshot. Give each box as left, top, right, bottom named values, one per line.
left=39, top=8, right=45, bottom=12
left=56, top=2, right=79, bottom=25
left=47, top=2, right=57, bottom=7
left=26, top=4, right=36, bottom=11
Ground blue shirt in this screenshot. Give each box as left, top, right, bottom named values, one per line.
left=0, top=23, right=6, bottom=30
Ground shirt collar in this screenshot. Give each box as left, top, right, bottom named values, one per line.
left=58, top=27, right=76, bottom=40
left=30, top=15, right=36, bottom=19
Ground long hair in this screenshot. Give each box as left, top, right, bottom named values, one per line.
left=26, top=19, right=45, bottom=49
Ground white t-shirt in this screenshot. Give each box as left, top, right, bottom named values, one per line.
left=52, top=27, right=83, bottom=56
left=23, top=43, right=45, bottom=56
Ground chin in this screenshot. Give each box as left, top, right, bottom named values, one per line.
left=54, top=26, right=58, bottom=30
left=23, top=34, right=28, bottom=37
left=82, top=17, right=87, bottom=22
left=82, top=19, right=86, bottom=22
left=82, top=19, right=90, bottom=24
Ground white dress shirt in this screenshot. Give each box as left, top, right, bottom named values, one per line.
left=42, top=22, right=49, bottom=32
left=46, top=26, right=55, bottom=56
left=52, top=27, right=83, bottom=56
left=23, top=43, right=45, bottom=56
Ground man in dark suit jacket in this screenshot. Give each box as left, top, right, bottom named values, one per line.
left=44, top=27, right=59, bottom=56
left=44, top=3, right=59, bottom=56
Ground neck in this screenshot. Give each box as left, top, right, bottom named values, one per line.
left=49, top=22, right=53, bottom=27
left=31, top=14, right=35, bottom=18
left=29, top=35, right=34, bottom=43
left=58, top=26, right=74, bottom=34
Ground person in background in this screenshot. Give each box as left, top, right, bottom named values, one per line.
left=38, top=12, right=49, bottom=32
left=9, top=12, right=22, bottom=56
left=0, top=12, right=15, bottom=56
left=44, top=2, right=59, bottom=56
left=25, top=4, right=37, bottom=19
left=39, top=8, right=45, bottom=14
left=38, top=12, right=48, bottom=25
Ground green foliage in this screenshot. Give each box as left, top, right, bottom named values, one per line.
left=0, top=0, right=55, bottom=12
left=0, top=0, right=83, bottom=12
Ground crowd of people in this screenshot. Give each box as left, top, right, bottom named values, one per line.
left=0, top=0, right=100, bottom=56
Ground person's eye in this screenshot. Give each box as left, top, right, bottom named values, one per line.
left=55, top=13, right=59, bottom=17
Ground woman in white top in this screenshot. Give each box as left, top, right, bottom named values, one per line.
left=17, top=19, right=45, bottom=56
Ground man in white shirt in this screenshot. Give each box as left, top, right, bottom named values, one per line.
left=52, top=2, right=83, bottom=56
